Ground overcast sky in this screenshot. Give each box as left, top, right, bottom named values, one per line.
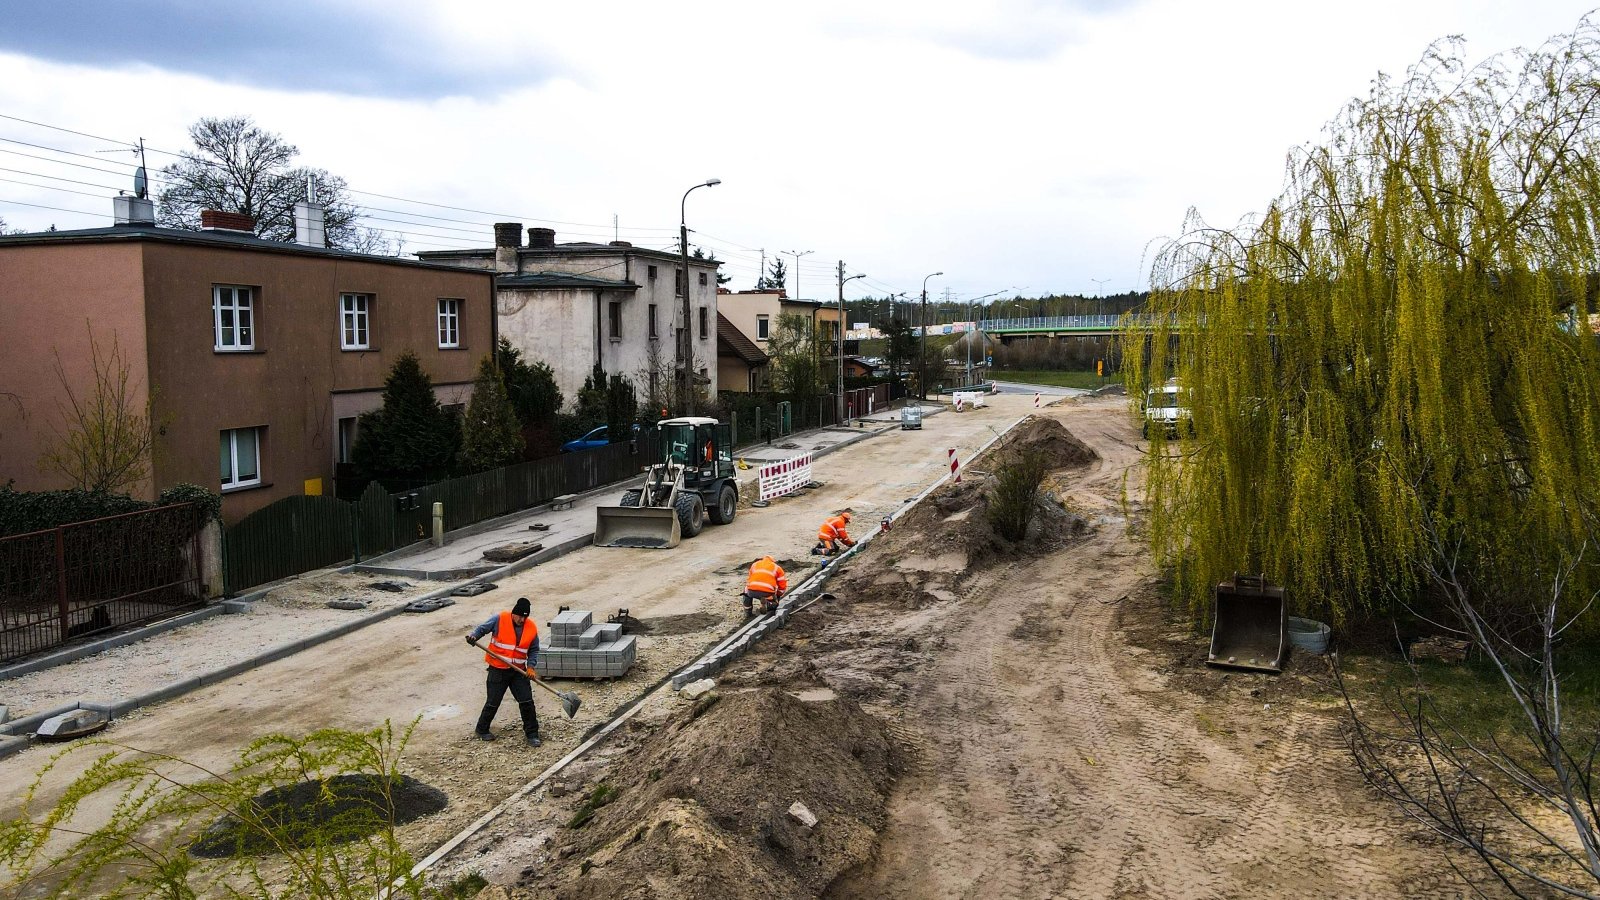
left=0, top=0, right=1591, bottom=303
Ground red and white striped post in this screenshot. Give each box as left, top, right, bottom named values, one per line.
left=954, top=396, right=965, bottom=412
left=948, top=448, right=961, bottom=483
left=1033, top=392, right=1041, bottom=408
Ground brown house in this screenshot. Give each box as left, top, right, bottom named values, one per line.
left=0, top=205, right=494, bottom=522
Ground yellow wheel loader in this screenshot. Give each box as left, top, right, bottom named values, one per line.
left=594, top=417, right=739, bottom=549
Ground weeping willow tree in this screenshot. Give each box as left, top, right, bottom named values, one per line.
left=1129, top=19, right=1600, bottom=628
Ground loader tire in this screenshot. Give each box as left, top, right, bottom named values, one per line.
left=708, top=483, right=738, bottom=525
left=675, top=493, right=705, bottom=538
left=619, top=489, right=642, bottom=507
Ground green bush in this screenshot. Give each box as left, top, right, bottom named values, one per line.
left=988, top=450, right=1048, bottom=542
left=0, top=482, right=219, bottom=537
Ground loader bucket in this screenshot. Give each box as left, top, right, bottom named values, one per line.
left=1207, top=574, right=1287, bottom=674
left=594, top=505, right=681, bottom=549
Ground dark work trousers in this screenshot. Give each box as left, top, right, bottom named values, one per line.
left=475, top=666, right=540, bottom=737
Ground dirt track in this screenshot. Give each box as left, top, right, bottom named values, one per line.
left=829, top=402, right=1468, bottom=898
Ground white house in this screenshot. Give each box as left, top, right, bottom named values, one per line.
left=418, top=225, right=721, bottom=408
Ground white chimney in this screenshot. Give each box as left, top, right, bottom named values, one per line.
left=113, top=195, right=155, bottom=226
left=294, top=202, right=326, bottom=248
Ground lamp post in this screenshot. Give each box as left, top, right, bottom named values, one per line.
left=837, top=264, right=866, bottom=422
left=1091, top=277, right=1110, bottom=321
left=785, top=249, right=812, bottom=302
left=679, top=178, right=721, bottom=416
left=919, top=271, right=943, bottom=400
left=963, top=288, right=1013, bottom=384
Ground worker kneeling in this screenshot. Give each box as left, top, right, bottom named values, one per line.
left=812, top=510, right=856, bottom=556
left=465, top=597, right=542, bottom=747
left=743, top=555, right=787, bottom=618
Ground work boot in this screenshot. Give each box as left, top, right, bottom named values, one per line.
left=526, top=734, right=543, bottom=748
left=476, top=730, right=496, bottom=742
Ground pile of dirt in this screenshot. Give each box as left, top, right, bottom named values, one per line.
left=190, top=774, right=448, bottom=857
left=523, top=690, right=893, bottom=899
left=978, top=413, right=1099, bottom=472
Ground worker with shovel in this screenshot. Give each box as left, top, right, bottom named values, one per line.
left=813, top=510, right=856, bottom=556
left=743, top=555, right=787, bottom=619
left=465, top=597, right=543, bottom=747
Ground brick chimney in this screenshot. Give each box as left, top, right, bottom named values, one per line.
left=528, top=227, right=556, bottom=249
left=200, top=210, right=257, bottom=233
left=494, top=222, right=522, bottom=273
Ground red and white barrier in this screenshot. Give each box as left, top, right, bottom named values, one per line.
left=948, top=448, right=961, bottom=483
left=1034, top=392, right=1041, bottom=408
left=954, top=396, right=965, bottom=412
left=758, top=453, right=814, bottom=502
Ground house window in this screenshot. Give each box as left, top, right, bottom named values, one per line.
left=609, top=301, right=622, bottom=339
left=649, top=303, right=659, bottom=339
left=675, top=269, right=686, bottom=297
left=648, top=265, right=658, bottom=280
left=437, top=298, right=461, bottom=348
left=340, top=293, right=371, bottom=350
left=756, top=315, right=770, bottom=341
left=337, top=417, right=357, bottom=463
left=220, top=427, right=262, bottom=490
left=213, top=285, right=255, bottom=350
left=699, top=272, right=707, bottom=287
left=699, top=307, right=708, bottom=339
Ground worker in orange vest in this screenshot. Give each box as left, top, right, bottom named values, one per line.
left=465, top=597, right=542, bottom=747
left=743, top=555, right=788, bottom=618
left=813, top=510, right=856, bottom=556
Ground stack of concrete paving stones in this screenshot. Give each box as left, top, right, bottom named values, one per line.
left=534, top=610, right=637, bottom=679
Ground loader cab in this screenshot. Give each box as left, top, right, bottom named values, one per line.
left=658, top=417, right=732, bottom=487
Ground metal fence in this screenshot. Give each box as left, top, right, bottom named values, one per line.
left=223, top=432, right=662, bottom=593
left=0, top=503, right=209, bottom=663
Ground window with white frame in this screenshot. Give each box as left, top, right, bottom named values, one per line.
left=213, top=285, right=255, bottom=350
left=437, top=298, right=461, bottom=348
left=756, top=315, right=770, bottom=341
left=220, top=427, right=262, bottom=490
left=340, top=293, right=371, bottom=349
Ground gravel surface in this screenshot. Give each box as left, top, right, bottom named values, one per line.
left=0, top=573, right=446, bottom=717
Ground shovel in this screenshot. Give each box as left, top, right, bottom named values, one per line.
left=470, top=639, right=582, bottom=719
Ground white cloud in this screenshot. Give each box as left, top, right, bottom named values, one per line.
left=0, top=0, right=1589, bottom=298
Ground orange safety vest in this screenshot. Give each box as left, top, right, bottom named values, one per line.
left=818, top=515, right=851, bottom=543
left=485, top=611, right=537, bottom=670
left=746, top=557, right=787, bottom=595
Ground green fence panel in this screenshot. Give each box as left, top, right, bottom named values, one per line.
left=224, top=494, right=354, bottom=592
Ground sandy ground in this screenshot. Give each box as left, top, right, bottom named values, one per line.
left=0, top=395, right=1032, bottom=885
left=460, top=399, right=1490, bottom=899
left=0, top=573, right=444, bottom=715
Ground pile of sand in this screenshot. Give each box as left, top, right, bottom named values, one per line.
left=524, top=690, right=893, bottom=899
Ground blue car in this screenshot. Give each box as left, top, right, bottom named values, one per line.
left=561, top=426, right=610, bottom=453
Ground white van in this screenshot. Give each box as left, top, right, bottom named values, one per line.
left=1142, top=381, right=1192, bottom=438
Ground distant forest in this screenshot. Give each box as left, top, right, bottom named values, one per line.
left=841, top=292, right=1148, bottom=327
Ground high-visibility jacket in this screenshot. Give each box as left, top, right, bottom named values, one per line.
left=485, top=611, right=538, bottom=670
left=746, top=557, right=787, bottom=595
left=818, top=515, right=852, bottom=543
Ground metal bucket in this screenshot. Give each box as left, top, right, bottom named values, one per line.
left=1208, top=574, right=1287, bottom=673
left=593, top=505, right=681, bottom=549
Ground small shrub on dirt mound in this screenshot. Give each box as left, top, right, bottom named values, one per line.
left=532, top=690, right=892, bottom=899
left=190, top=773, right=447, bottom=857
left=988, top=450, right=1049, bottom=541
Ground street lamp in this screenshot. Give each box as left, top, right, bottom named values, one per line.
left=1091, top=277, right=1110, bottom=321
left=963, top=288, right=1014, bottom=384
left=678, top=178, right=721, bottom=416
left=838, top=268, right=867, bottom=421
left=919, top=271, right=943, bottom=400
left=785, top=249, right=812, bottom=302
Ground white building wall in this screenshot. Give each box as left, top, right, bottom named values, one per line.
left=496, top=286, right=602, bottom=407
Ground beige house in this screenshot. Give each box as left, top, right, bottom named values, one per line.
left=716, top=288, right=843, bottom=357
left=419, top=225, right=721, bottom=407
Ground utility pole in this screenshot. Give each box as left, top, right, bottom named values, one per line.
left=837, top=261, right=865, bottom=422
left=679, top=179, right=721, bottom=416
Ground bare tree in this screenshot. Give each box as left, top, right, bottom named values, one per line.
left=157, top=116, right=369, bottom=249
left=1338, top=484, right=1600, bottom=897
left=38, top=328, right=161, bottom=495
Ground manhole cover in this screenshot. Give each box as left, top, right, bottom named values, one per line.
left=404, top=597, right=456, bottom=613
left=190, top=774, right=447, bottom=857
left=451, top=583, right=497, bottom=597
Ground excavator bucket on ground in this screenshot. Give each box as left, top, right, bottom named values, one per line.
left=1207, top=574, right=1287, bottom=674
left=594, top=505, right=681, bottom=549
